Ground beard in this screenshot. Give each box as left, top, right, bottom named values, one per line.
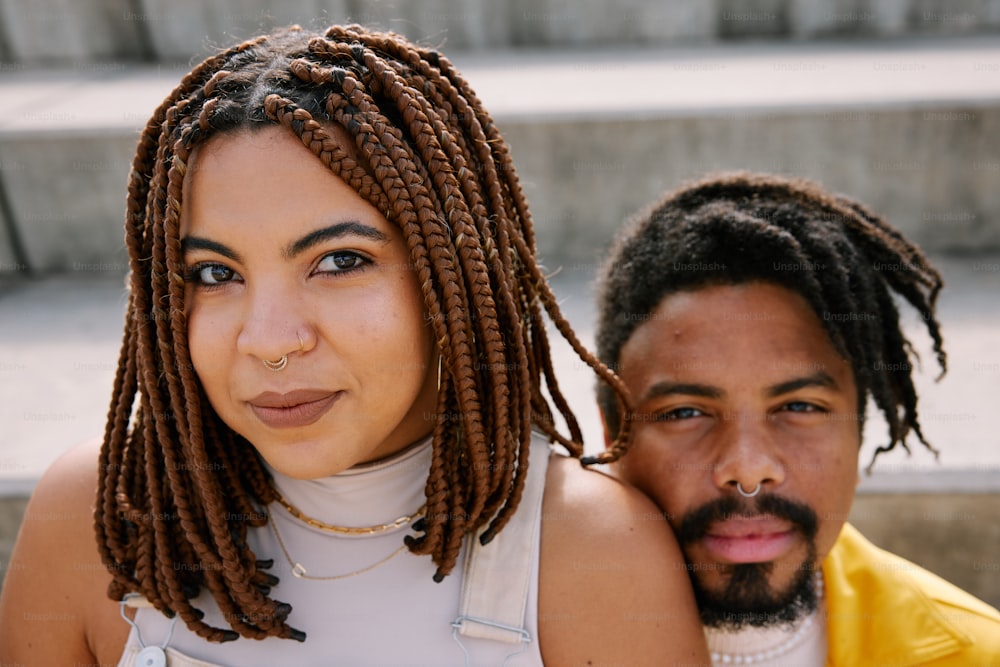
left=676, top=493, right=820, bottom=630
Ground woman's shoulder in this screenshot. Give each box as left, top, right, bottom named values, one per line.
left=15, top=437, right=104, bottom=536
left=0, top=438, right=127, bottom=665
left=538, top=453, right=708, bottom=665
left=543, top=452, right=670, bottom=533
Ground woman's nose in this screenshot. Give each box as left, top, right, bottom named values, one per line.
left=235, top=284, right=316, bottom=364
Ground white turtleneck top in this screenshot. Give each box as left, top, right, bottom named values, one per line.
left=116, top=437, right=546, bottom=666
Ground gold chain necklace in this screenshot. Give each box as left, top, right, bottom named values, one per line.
left=271, top=489, right=425, bottom=536
left=268, top=517, right=411, bottom=581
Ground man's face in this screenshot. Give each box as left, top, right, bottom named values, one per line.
left=614, top=282, right=860, bottom=629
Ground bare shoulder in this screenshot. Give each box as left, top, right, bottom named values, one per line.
left=0, top=438, right=126, bottom=665
left=539, top=454, right=709, bottom=666
left=544, top=453, right=668, bottom=526
left=541, top=455, right=681, bottom=564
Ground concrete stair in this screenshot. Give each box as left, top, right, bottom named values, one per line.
left=2, top=37, right=1000, bottom=275
left=1, top=0, right=999, bottom=63
left=1, top=257, right=998, bottom=605
left=1, top=8, right=998, bottom=608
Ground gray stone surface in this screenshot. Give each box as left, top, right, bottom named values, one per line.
left=503, top=104, right=1000, bottom=262
left=909, top=0, right=1000, bottom=34
left=508, top=0, right=714, bottom=46
left=0, top=261, right=997, bottom=605
left=0, top=251, right=996, bottom=487
left=0, top=275, right=127, bottom=488
left=0, top=178, right=22, bottom=276
left=137, top=0, right=350, bottom=62
left=720, top=0, right=1000, bottom=39
left=1, top=38, right=999, bottom=271
left=791, top=0, right=908, bottom=37
left=352, top=0, right=512, bottom=49
left=0, top=134, right=134, bottom=273
left=2, top=493, right=998, bottom=604
left=0, top=0, right=147, bottom=64
left=0, top=9, right=9, bottom=62
left=0, top=497, right=28, bottom=593
left=717, top=0, right=789, bottom=39
left=1, top=0, right=999, bottom=65
left=850, top=493, right=1000, bottom=608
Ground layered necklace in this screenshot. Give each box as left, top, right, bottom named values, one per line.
left=269, top=488, right=426, bottom=581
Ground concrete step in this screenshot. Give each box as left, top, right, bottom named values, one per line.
left=1, top=36, right=999, bottom=276
left=3, top=492, right=998, bottom=606
left=1, top=0, right=999, bottom=64
left=3, top=256, right=997, bottom=486
left=1, top=257, right=999, bottom=603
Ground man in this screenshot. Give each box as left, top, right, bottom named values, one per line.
left=591, top=172, right=1000, bottom=665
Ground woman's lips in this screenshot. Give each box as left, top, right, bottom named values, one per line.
left=702, top=517, right=796, bottom=564
left=248, top=390, right=341, bottom=429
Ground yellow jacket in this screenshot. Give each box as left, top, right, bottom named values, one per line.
left=823, top=523, right=1000, bottom=666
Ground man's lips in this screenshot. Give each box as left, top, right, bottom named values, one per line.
left=247, top=389, right=341, bottom=429
left=701, top=516, right=796, bottom=564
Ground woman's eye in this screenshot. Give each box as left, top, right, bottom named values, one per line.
left=316, top=251, right=369, bottom=274
left=654, top=407, right=704, bottom=422
left=187, top=263, right=238, bottom=286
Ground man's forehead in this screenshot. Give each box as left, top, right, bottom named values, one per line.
left=618, top=283, right=851, bottom=392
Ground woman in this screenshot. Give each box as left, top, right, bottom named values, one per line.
left=0, top=25, right=706, bottom=665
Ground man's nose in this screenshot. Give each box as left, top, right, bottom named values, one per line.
left=711, top=410, right=785, bottom=497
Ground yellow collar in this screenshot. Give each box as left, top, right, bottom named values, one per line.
left=822, top=523, right=991, bottom=666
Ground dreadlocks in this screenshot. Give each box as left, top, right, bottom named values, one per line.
left=595, top=171, right=946, bottom=468
left=96, top=24, right=625, bottom=643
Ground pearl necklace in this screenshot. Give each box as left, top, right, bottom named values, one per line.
left=709, top=573, right=824, bottom=665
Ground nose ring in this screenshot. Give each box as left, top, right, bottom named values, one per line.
left=263, top=355, right=288, bottom=372
left=737, top=482, right=761, bottom=498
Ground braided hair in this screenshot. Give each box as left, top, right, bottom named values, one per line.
left=595, top=171, right=946, bottom=467
left=96, top=24, right=626, bottom=643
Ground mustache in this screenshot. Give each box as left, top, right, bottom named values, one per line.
left=676, top=493, right=818, bottom=545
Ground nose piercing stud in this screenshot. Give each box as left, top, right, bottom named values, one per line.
left=263, top=355, right=288, bottom=372
left=737, top=482, right=761, bottom=498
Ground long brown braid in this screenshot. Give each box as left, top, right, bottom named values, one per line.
left=596, top=172, right=946, bottom=470
left=96, top=24, right=631, bottom=642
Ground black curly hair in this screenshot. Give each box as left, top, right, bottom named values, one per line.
left=594, top=172, right=946, bottom=469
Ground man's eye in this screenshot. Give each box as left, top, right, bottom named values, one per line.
left=654, top=407, right=704, bottom=422
left=317, top=251, right=369, bottom=274
left=783, top=401, right=822, bottom=413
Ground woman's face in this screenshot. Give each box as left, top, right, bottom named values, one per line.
left=180, top=126, right=438, bottom=479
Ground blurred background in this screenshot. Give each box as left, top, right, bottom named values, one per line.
left=1, top=0, right=998, bottom=603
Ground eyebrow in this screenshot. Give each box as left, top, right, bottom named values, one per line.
left=766, top=371, right=838, bottom=397
left=284, top=222, right=390, bottom=259
left=639, top=371, right=839, bottom=404
left=180, top=237, right=242, bottom=263
left=640, top=382, right=723, bottom=404
left=181, top=221, right=390, bottom=262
